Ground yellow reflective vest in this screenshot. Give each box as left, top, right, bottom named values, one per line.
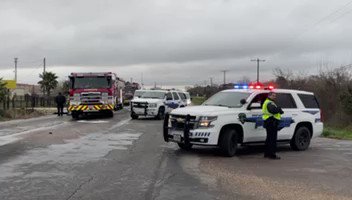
left=262, top=99, right=281, bottom=120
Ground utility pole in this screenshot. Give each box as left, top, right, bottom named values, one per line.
left=210, top=77, right=213, bottom=87
left=251, top=58, right=265, bottom=83
left=141, top=73, right=144, bottom=89
left=14, top=58, right=18, bottom=82
left=221, top=70, right=228, bottom=85
left=43, top=57, right=46, bottom=73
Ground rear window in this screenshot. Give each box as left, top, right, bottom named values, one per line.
left=179, top=93, right=186, bottom=100
left=298, top=94, right=320, bottom=108
left=172, top=92, right=180, bottom=100
left=276, top=93, right=297, bottom=108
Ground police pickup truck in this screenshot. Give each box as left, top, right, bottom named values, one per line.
left=163, top=86, right=323, bottom=156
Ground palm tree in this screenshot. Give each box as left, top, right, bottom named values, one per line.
left=0, top=77, right=8, bottom=102
left=38, top=72, right=58, bottom=96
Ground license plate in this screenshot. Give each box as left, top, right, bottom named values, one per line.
left=173, top=134, right=181, bottom=142
left=134, top=108, right=145, bottom=114
left=170, top=130, right=183, bottom=142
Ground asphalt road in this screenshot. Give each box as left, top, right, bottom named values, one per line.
left=0, top=110, right=351, bottom=200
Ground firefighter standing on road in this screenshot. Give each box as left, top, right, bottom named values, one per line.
left=262, top=92, right=284, bottom=160
left=55, top=92, right=66, bottom=116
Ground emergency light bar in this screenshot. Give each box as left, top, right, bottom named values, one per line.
left=234, top=84, right=249, bottom=89
left=234, top=82, right=275, bottom=90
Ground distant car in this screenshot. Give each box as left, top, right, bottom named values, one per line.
left=164, top=87, right=323, bottom=156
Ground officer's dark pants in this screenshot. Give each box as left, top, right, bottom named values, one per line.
left=57, top=105, right=64, bottom=116
left=264, top=118, right=279, bottom=156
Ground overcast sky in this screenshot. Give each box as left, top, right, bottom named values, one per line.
left=1, top=0, right=352, bottom=88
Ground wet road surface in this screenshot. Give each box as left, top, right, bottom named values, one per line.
left=0, top=110, right=351, bottom=200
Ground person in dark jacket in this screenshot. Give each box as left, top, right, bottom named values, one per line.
left=55, top=92, right=66, bottom=116
left=262, top=92, right=284, bottom=159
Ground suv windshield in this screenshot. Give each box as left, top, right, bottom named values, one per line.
left=140, top=91, right=165, bottom=99
left=203, top=91, right=250, bottom=108
left=134, top=90, right=145, bottom=98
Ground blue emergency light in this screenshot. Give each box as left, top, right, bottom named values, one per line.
left=234, top=84, right=249, bottom=89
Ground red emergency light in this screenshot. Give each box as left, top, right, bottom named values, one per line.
left=248, top=82, right=276, bottom=90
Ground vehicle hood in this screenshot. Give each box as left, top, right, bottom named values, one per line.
left=171, top=105, right=243, bottom=116
left=131, top=98, right=162, bottom=104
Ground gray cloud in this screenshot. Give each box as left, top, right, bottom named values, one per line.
left=1, top=0, right=352, bottom=86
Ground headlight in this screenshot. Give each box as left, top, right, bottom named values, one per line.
left=73, top=93, right=80, bottom=101
left=149, top=103, right=157, bottom=108
left=168, top=117, right=172, bottom=128
left=198, top=116, right=217, bottom=128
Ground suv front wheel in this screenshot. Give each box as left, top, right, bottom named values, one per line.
left=155, top=107, right=165, bottom=120
left=290, top=126, right=311, bottom=151
left=177, top=143, right=193, bottom=150
left=219, top=128, right=238, bottom=157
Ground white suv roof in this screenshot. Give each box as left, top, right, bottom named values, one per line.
left=223, top=89, right=314, bottom=95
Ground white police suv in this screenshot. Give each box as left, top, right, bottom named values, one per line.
left=131, top=90, right=188, bottom=120
left=163, top=85, right=323, bottom=156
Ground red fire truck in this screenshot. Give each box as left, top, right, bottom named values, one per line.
left=68, top=72, right=125, bottom=119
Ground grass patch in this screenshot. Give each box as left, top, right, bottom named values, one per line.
left=191, top=96, right=206, bottom=105
left=0, top=108, right=47, bottom=121
left=322, top=127, right=352, bottom=140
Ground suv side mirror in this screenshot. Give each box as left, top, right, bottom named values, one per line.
left=240, top=99, right=246, bottom=105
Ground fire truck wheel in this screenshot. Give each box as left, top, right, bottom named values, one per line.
left=71, top=112, right=79, bottom=120
left=107, top=110, right=114, bottom=118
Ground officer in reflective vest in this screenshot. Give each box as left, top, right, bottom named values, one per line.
left=262, top=92, right=284, bottom=159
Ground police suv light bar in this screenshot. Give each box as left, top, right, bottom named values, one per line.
left=234, top=84, right=249, bottom=89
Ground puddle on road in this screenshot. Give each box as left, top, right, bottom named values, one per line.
left=0, top=131, right=143, bottom=179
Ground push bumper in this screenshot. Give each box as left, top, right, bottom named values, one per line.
left=163, top=114, right=216, bottom=145
left=131, top=106, right=158, bottom=116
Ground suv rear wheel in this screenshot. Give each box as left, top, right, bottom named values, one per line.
left=290, top=126, right=311, bottom=151
left=219, top=128, right=238, bottom=157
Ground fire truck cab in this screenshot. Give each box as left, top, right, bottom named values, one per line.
left=68, top=72, right=124, bottom=119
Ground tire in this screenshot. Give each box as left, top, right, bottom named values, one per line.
left=131, top=113, right=139, bottom=120
left=71, top=112, right=79, bottom=120
left=107, top=110, right=114, bottom=118
left=156, top=107, right=165, bottom=120
left=178, top=142, right=193, bottom=150
left=290, top=126, right=311, bottom=151
left=219, top=128, right=238, bottom=157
